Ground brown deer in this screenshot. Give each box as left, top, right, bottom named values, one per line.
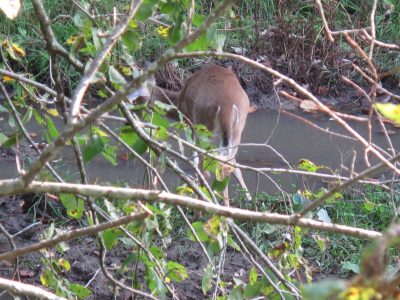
left=129, top=65, right=251, bottom=205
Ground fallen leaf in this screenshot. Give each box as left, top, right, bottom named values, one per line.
left=118, top=152, right=129, bottom=161
left=300, top=100, right=319, bottom=112
left=19, top=268, right=35, bottom=277
left=28, top=132, right=38, bottom=138
left=317, top=86, right=328, bottom=95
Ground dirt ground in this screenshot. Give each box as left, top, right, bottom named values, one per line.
left=0, top=193, right=253, bottom=299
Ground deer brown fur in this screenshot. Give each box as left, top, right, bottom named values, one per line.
left=129, top=65, right=251, bottom=204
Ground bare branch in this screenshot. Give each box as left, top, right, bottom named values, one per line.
left=0, top=181, right=382, bottom=240
left=0, top=277, right=66, bottom=300
left=0, top=211, right=149, bottom=262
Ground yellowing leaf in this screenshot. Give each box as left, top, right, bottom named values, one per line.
left=375, top=103, right=400, bottom=124
left=11, top=43, right=25, bottom=57
left=157, top=26, right=170, bottom=38
left=46, top=108, right=59, bottom=117
left=298, top=159, right=322, bottom=173
left=0, top=0, right=21, bottom=19
left=121, top=66, right=132, bottom=76
left=58, top=258, right=71, bottom=272
left=66, top=35, right=78, bottom=45
left=204, top=215, right=220, bottom=238
left=2, top=76, right=15, bottom=84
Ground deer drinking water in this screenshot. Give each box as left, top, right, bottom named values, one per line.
left=129, top=65, right=251, bottom=205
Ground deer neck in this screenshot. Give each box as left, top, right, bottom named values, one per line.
left=150, top=86, right=180, bottom=107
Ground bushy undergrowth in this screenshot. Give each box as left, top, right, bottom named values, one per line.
left=2, top=0, right=399, bottom=92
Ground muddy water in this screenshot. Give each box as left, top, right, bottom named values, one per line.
left=1, top=110, right=399, bottom=195
left=237, top=110, right=400, bottom=194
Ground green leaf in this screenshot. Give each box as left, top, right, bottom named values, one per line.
left=102, top=229, right=122, bottom=251
left=32, top=108, right=44, bottom=125
left=101, top=145, right=117, bottom=166
left=0, top=132, right=7, bottom=145
left=341, top=261, right=360, bottom=274
left=0, top=104, right=8, bottom=113
left=312, top=234, right=328, bottom=251
left=108, top=66, right=127, bottom=88
left=70, top=283, right=92, bottom=299
left=203, top=155, right=218, bottom=173
left=315, top=188, right=342, bottom=204
left=168, top=16, right=183, bottom=44
left=22, top=106, right=33, bottom=123
left=192, top=14, right=205, bottom=26
left=8, top=114, right=15, bottom=127
left=156, top=127, right=168, bottom=142
left=244, top=281, right=262, bottom=298
left=119, top=126, right=148, bottom=155
left=187, top=221, right=209, bottom=242
left=92, top=28, right=102, bottom=52
left=97, top=90, right=108, bottom=98
left=209, top=33, right=226, bottom=51
left=206, top=23, right=226, bottom=50
left=159, top=3, right=175, bottom=14
left=166, top=261, right=188, bottom=283
left=212, top=165, right=230, bottom=192
left=184, top=32, right=207, bottom=52
left=149, top=245, right=164, bottom=259
left=56, top=241, right=70, bottom=253
left=136, top=0, right=158, bottom=21
left=152, top=112, right=169, bottom=128
left=249, top=267, right=258, bottom=285
left=230, top=286, right=245, bottom=299
left=92, top=126, right=109, bottom=137
left=40, top=268, right=57, bottom=287
left=45, top=116, right=59, bottom=143
left=121, top=30, right=142, bottom=52
left=227, top=236, right=241, bottom=251
left=361, top=200, right=376, bottom=213
left=375, top=103, right=400, bottom=124
left=83, top=136, right=104, bottom=162
left=302, top=279, right=346, bottom=300
left=201, top=263, right=213, bottom=293
left=59, top=194, right=85, bottom=219
left=2, top=132, right=19, bottom=148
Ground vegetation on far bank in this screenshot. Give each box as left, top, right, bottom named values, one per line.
left=0, top=0, right=400, bottom=299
